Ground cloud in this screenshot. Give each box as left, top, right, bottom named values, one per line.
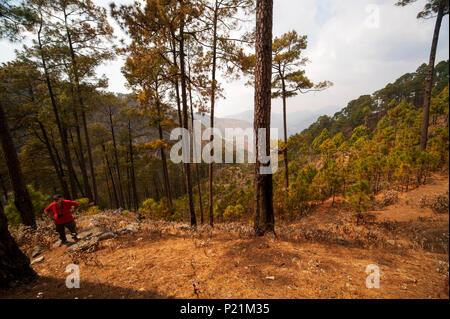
left=220, top=0, right=449, bottom=117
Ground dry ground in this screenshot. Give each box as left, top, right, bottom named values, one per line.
left=1, top=174, right=448, bottom=299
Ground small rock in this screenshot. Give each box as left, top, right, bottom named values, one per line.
left=125, top=223, right=140, bottom=233
left=31, top=256, right=45, bottom=265
left=98, top=232, right=115, bottom=241
left=77, top=230, right=94, bottom=240
left=36, top=292, right=44, bottom=299
left=66, top=237, right=98, bottom=253
left=116, top=228, right=131, bottom=236
left=138, top=288, right=145, bottom=292
left=29, top=244, right=46, bottom=258
left=265, top=276, right=275, bottom=280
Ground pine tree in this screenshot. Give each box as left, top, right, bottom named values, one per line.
left=396, top=0, right=449, bottom=151
left=253, top=0, right=274, bottom=236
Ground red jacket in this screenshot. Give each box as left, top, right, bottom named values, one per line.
left=44, top=200, right=78, bottom=225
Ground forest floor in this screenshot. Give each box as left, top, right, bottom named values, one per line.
left=1, top=174, right=448, bottom=299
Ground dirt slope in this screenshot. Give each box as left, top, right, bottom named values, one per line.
left=1, top=175, right=448, bottom=299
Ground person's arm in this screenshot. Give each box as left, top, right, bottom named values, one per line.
left=65, top=200, right=78, bottom=207
left=44, top=203, right=55, bottom=220
left=64, top=200, right=79, bottom=210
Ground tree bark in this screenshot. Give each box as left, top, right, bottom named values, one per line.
left=187, top=49, right=204, bottom=224
left=64, top=10, right=98, bottom=202
left=253, top=0, right=274, bottom=236
left=36, top=120, right=70, bottom=199
left=103, top=157, right=113, bottom=209
left=125, top=152, right=132, bottom=210
left=108, top=108, right=125, bottom=208
left=208, top=1, right=219, bottom=227
left=72, top=107, right=93, bottom=201
left=189, top=79, right=204, bottom=224
left=420, top=2, right=444, bottom=151
left=171, top=37, right=184, bottom=128
left=179, top=12, right=197, bottom=227
left=0, top=102, right=36, bottom=227
left=80, top=109, right=98, bottom=202
left=128, top=120, right=139, bottom=211
left=68, top=129, right=86, bottom=197
left=0, top=174, right=8, bottom=201
left=37, top=25, right=78, bottom=199
left=155, top=86, right=173, bottom=206
left=0, top=204, right=36, bottom=288
left=102, top=144, right=119, bottom=208
left=29, top=83, right=70, bottom=198
left=281, top=78, right=289, bottom=189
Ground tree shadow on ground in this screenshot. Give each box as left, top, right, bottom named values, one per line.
left=0, top=275, right=173, bottom=299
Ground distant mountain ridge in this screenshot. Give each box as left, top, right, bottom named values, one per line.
left=195, top=106, right=339, bottom=137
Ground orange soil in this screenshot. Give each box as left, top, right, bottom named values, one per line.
left=1, top=175, right=448, bottom=299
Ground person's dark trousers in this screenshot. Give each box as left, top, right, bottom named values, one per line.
left=55, top=221, right=77, bottom=242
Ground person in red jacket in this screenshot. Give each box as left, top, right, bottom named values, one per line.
left=44, top=194, right=79, bottom=246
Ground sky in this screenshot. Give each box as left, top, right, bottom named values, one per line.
left=0, top=0, right=448, bottom=118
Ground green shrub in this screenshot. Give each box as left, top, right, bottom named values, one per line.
left=86, top=205, right=101, bottom=216
left=234, top=204, right=244, bottom=217
left=139, top=197, right=175, bottom=220
left=223, top=205, right=234, bottom=219
left=223, top=204, right=245, bottom=220
left=74, top=198, right=90, bottom=213
left=4, top=185, right=50, bottom=225
left=345, top=180, right=372, bottom=212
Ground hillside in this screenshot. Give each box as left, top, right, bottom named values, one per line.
left=1, top=173, right=448, bottom=299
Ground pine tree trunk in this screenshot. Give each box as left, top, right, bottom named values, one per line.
left=49, top=132, right=66, bottom=186
left=281, top=80, right=289, bottom=189
left=30, top=83, right=70, bottom=198
left=189, top=82, right=204, bottom=224
left=171, top=38, right=184, bottom=128
left=108, top=108, right=125, bottom=208
left=208, top=2, right=219, bottom=227
left=128, top=121, right=139, bottom=211
left=420, top=2, right=444, bottom=152
left=152, top=174, right=161, bottom=201
left=72, top=108, right=93, bottom=201
left=64, top=11, right=98, bottom=202
left=0, top=102, right=36, bottom=227
left=69, top=122, right=86, bottom=197
left=80, top=109, right=98, bottom=203
left=156, top=94, right=173, bottom=206
left=0, top=204, right=36, bottom=288
left=0, top=174, right=8, bottom=201
left=103, top=157, right=113, bottom=209
left=36, top=121, right=70, bottom=199
left=102, top=144, right=119, bottom=208
left=38, top=26, right=78, bottom=199
left=179, top=14, right=197, bottom=227
left=253, top=0, right=274, bottom=236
